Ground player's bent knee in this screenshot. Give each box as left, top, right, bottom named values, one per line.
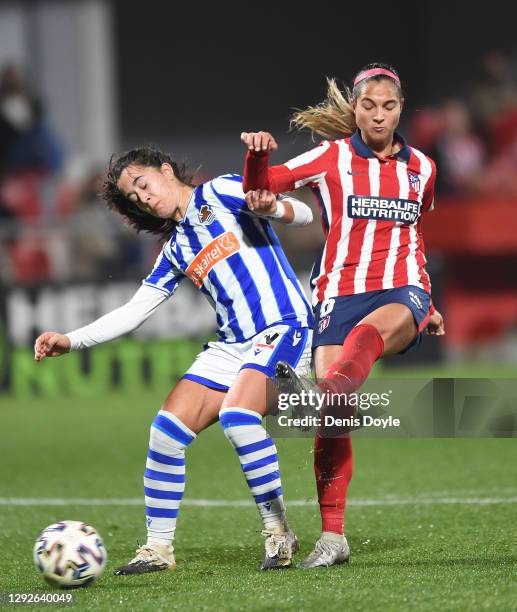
left=219, top=407, right=263, bottom=441
left=149, top=411, right=196, bottom=456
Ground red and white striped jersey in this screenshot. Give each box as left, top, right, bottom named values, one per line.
left=245, top=131, right=436, bottom=306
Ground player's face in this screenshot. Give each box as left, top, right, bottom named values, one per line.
left=353, top=80, right=403, bottom=149
left=117, top=163, right=178, bottom=218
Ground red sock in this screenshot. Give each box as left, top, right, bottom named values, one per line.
left=322, top=323, right=384, bottom=393
left=315, top=434, right=353, bottom=534
left=315, top=323, right=384, bottom=534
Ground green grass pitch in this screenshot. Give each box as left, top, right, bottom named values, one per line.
left=1, top=379, right=517, bottom=611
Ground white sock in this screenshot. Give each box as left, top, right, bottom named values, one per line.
left=144, top=410, right=196, bottom=546
left=220, top=407, right=287, bottom=531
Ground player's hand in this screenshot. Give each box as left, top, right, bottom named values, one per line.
left=425, top=310, right=445, bottom=336
left=34, top=332, right=71, bottom=361
left=240, top=131, right=278, bottom=153
left=245, top=190, right=278, bottom=216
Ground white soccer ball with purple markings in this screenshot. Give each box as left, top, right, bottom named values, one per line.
left=33, top=520, right=107, bottom=588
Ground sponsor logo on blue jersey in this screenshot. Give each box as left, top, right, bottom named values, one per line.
left=347, top=195, right=421, bottom=224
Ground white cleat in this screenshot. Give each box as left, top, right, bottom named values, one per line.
left=298, top=532, right=350, bottom=569
left=114, top=543, right=176, bottom=575
left=260, top=528, right=299, bottom=570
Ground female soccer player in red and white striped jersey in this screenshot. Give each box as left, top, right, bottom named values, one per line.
left=241, top=63, right=445, bottom=568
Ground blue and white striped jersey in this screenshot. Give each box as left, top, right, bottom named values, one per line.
left=143, top=174, right=313, bottom=343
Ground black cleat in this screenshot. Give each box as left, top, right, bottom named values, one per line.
left=275, top=361, right=317, bottom=396
left=274, top=361, right=321, bottom=429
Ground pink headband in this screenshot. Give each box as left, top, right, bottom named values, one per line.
left=353, top=68, right=400, bottom=87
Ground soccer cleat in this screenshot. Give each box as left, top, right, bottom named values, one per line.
left=298, top=532, right=350, bottom=569
left=275, top=362, right=320, bottom=427
left=260, top=528, right=299, bottom=570
left=275, top=361, right=317, bottom=396
left=114, top=543, right=176, bottom=575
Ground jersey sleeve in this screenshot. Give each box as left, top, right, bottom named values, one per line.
left=143, top=243, right=184, bottom=296
left=243, top=141, right=333, bottom=193
left=66, top=284, right=170, bottom=350
left=209, top=174, right=312, bottom=225
left=422, top=156, right=437, bottom=212
left=209, top=174, right=248, bottom=214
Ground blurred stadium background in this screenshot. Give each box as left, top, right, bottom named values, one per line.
left=1, top=1, right=517, bottom=388
left=1, top=2, right=517, bottom=608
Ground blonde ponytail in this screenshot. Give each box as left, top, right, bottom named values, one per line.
left=290, top=78, right=356, bottom=140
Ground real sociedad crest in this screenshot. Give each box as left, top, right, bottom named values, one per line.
left=198, top=204, right=215, bottom=224
left=407, top=171, right=421, bottom=193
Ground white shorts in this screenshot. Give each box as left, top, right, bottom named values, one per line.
left=183, top=324, right=312, bottom=391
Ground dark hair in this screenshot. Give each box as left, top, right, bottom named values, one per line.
left=352, top=62, right=403, bottom=101
left=101, top=145, right=195, bottom=239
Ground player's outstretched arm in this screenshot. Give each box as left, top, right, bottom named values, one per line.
left=241, top=129, right=331, bottom=194
left=245, top=189, right=313, bottom=227
left=34, top=285, right=169, bottom=361
left=34, top=332, right=71, bottom=361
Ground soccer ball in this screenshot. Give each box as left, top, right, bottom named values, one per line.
left=33, top=520, right=107, bottom=588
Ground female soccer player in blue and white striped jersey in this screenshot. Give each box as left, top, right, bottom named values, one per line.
left=34, top=146, right=314, bottom=574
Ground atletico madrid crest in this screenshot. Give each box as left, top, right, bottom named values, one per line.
left=318, top=315, right=331, bottom=334
left=407, top=171, right=420, bottom=193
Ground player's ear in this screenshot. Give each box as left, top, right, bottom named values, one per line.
left=399, top=97, right=405, bottom=113
left=160, top=163, right=174, bottom=176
